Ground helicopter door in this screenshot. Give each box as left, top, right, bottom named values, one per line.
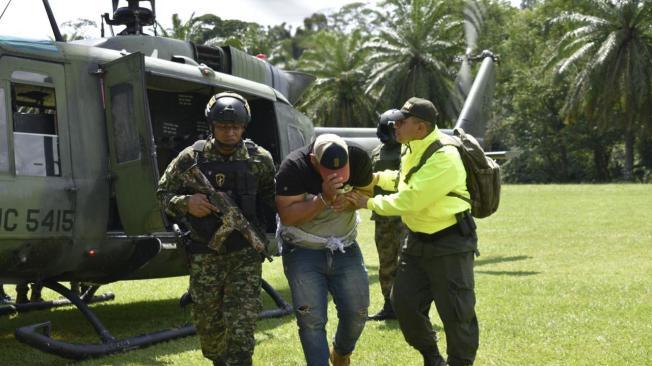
left=0, top=57, right=74, bottom=239
left=101, top=53, right=164, bottom=234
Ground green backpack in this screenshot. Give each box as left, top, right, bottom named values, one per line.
left=404, top=128, right=501, bottom=218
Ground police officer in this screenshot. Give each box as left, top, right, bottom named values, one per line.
left=347, top=97, right=479, bottom=366
left=367, top=109, right=407, bottom=321
left=157, top=92, right=276, bottom=366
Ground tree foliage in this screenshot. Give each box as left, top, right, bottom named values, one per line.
left=297, top=30, right=375, bottom=127
left=547, top=0, right=652, bottom=179
left=364, top=0, right=465, bottom=125
left=151, top=0, right=652, bottom=183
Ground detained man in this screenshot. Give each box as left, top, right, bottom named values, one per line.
left=275, top=134, right=374, bottom=366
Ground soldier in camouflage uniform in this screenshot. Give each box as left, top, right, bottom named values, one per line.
left=157, top=92, right=276, bottom=366
left=368, top=109, right=407, bottom=321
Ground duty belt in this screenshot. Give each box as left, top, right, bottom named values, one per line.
left=409, top=223, right=461, bottom=242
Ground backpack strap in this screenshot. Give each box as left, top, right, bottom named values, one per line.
left=243, top=138, right=258, bottom=156
left=448, top=191, right=473, bottom=205
left=192, top=139, right=207, bottom=164
left=404, top=140, right=444, bottom=184
left=403, top=138, right=474, bottom=206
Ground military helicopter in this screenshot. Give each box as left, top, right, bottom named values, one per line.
left=0, top=0, right=500, bottom=360
left=0, top=0, right=317, bottom=359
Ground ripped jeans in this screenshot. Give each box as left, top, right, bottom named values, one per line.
left=282, top=241, right=369, bottom=366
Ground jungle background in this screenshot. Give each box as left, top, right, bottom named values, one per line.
left=62, top=0, right=652, bottom=184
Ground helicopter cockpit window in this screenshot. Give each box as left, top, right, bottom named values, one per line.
left=0, top=88, right=8, bottom=172
left=110, top=83, right=140, bottom=163
left=11, top=83, right=60, bottom=176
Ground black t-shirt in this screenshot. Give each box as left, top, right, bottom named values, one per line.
left=276, top=143, right=373, bottom=196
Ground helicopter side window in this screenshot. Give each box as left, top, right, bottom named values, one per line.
left=110, top=83, right=141, bottom=163
left=0, top=88, right=8, bottom=172
left=10, top=83, right=60, bottom=177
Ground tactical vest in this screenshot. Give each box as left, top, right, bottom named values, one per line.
left=371, top=143, right=402, bottom=222
left=186, top=140, right=261, bottom=249
left=372, top=143, right=401, bottom=197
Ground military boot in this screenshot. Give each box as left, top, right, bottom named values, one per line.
left=15, top=283, right=29, bottom=304
left=179, top=291, right=193, bottom=307
left=30, top=284, right=44, bottom=303
left=420, top=348, right=446, bottom=366
left=367, top=299, right=395, bottom=321
left=330, top=347, right=351, bottom=366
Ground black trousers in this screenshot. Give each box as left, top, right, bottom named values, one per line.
left=391, top=232, right=479, bottom=366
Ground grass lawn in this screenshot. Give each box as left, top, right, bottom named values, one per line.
left=1, top=184, right=651, bottom=365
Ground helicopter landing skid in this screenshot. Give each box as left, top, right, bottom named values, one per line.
left=14, top=281, right=195, bottom=360
left=0, top=289, right=115, bottom=317
left=15, top=279, right=292, bottom=360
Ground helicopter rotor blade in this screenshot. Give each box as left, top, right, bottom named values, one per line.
left=449, top=0, right=486, bottom=118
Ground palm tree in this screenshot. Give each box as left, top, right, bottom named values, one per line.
left=548, top=0, right=652, bottom=179
left=297, top=30, right=376, bottom=127
left=58, top=19, right=98, bottom=41
left=364, top=0, right=465, bottom=124
left=157, top=13, right=198, bottom=41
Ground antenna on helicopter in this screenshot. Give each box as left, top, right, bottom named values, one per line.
left=42, top=0, right=64, bottom=42
left=102, top=0, right=156, bottom=36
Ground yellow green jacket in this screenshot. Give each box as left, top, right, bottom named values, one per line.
left=367, top=127, right=470, bottom=234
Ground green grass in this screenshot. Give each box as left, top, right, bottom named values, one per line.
left=1, top=184, right=651, bottom=365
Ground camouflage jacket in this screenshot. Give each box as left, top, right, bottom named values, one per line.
left=156, top=138, right=276, bottom=229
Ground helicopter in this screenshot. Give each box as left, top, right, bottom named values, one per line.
left=0, top=0, right=500, bottom=360
left=0, top=0, right=317, bottom=359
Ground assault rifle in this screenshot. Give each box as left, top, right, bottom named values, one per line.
left=184, top=165, right=272, bottom=261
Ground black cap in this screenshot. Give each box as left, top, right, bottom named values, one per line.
left=399, top=97, right=439, bottom=124
left=313, top=134, right=350, bottom=182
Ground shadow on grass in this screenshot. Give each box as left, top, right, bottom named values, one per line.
left=1, top=282, right=297, bottom=365
left=0, top=297, right=197, bottom=365
left=475, top=255, right=531, bottom=267
left=476, top=270, right=539, bottom=276
left=373, top=319, right=442, bottom=332
left=474, top=255, right=539, bottom=276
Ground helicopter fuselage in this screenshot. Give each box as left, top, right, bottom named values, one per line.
left=0, top=35, right=314, bottom=285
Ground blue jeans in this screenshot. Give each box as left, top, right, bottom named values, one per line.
left=282, top=242, right=370, bottom=366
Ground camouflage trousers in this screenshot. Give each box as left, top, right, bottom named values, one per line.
left=189, top=246, right=262, bottom=365
left=374, top=218, right=407, bottom=300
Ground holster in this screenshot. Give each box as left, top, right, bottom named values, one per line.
left=455, top=210, right=477, bottom=237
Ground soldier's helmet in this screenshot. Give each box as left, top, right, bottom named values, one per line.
left=377, top=109, right=403, bottom=144
left=205, top=92, right=251, bottom=125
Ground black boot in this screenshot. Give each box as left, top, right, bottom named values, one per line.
left=15, top=283, right=29, bottom=304
left=179, top=291, right=193, bottom=307
left=421, top=348, right=446, bottom=366
left=368, top=299, right=396, bottom=320
left=30, top=283, right=44, bottom=303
